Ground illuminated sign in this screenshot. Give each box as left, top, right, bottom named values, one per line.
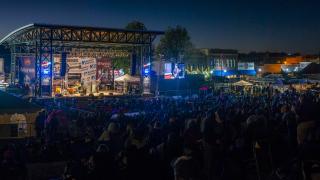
left=142, top=62, right=151, bottom=76
left=41, top=60, right=52, bottom=76
left=144, top=68, right=150, bottom=74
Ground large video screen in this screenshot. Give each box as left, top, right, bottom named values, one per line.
left=164, top=63, right=185, bottom=79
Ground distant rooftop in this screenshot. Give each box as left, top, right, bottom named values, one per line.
left=200, top=48, right=238, bottom=54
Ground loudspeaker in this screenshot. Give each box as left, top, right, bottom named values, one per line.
left=131, top=52, right=137, bottom=76
left=60, top=52, right=67, bottom=77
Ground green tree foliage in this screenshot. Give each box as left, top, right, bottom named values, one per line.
left=109, top=21, right=147, bottom=74
left=156, top=26, right=193, bottom=61
left=125, top=21, right=147, bottom=31
left=113, top=57, right=130, bottom=74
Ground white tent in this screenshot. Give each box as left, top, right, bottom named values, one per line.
left=233, top=80, right=253, bottom=86
left=114, top=74, right=140, bottom=82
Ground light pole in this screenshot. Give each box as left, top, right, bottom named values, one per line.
left=178, top=53, right=184, bottom=95
left=157, top=54, right=164, bottom=96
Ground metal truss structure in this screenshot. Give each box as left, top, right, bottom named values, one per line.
left=0, top=23, right=163, bottom=96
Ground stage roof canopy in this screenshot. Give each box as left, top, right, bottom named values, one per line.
left=0, top=23, right=164, bottom=48
left=0, top=24, right=164, bottom=97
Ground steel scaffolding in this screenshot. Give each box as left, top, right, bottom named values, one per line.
left=0, top=23, right=163, bottom=96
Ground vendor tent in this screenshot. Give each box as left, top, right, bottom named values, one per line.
left=0, top=92, right=41, bottom=114
left=114, top=74, right=140, bottom=82
left=0, top=91, right=42, bottom=138
left=233, top=80, right=253, bottom=86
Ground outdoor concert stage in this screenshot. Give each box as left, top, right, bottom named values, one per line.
left=0, top=23, right=164, bottom=97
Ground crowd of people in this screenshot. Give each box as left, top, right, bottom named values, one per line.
left=1, top=87, right=320, bottom=180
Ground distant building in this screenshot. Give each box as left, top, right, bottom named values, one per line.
left=183, top=49, right=319, bottom=78
left=258, top=64, right=282, bottom=74
left=283, top=56, right=303, bottom=65
left=303, top=55, right=320, bottom=63
left=239, top=52, right=287, bottom=65
left=280, top=55, right=320, bottom=74
left=201, top=48, right=238, bottom=77
left=238, top=62, right=256, bottom=76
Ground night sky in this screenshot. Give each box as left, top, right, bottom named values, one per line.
left=0, top=0, right=319, bottom=54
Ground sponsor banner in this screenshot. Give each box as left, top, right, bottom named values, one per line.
left=18, top=56, right=36, bottom=85
left=96, top=58, right=112, bottom=85
left=41, top=58, right=52, bottom=86
left=67, top=57, right=81, bottom=74
left=53, top=56, right=61, bottom=78
left=81, top=58, right=96, bottom=85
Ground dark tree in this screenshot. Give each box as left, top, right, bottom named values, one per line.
left=125, top=21, right=147, bottom=31
left=156, top=26, right=193, bottom=61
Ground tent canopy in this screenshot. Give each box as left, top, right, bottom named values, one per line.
left=115, top=74, right=140, bottom=82
left=0, top=91, right=42, bottom=114
left=233, top=80, right=253, bottom=86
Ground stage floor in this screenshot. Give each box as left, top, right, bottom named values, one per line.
left=58, top=90, right=124, bottom=97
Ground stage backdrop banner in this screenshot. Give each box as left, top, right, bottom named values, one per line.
left=41, top=58, right=52, bottom=86
left=18, top=56, right=36, bottom=85
left=96, top=58, right=112, bottom=85
left=67, top=57, right=81, bottom=74
left=53, top=56, right=61, bottom=78
left=81, top=58, right=96, bottom=85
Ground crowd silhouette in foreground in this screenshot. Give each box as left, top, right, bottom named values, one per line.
left=1, top=88, right=320, bottom=180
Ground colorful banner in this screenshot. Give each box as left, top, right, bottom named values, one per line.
left=81, top=58, right=96, bottom=85
left=67, top=57, right=81, bottom=74
left=41, top=58, right=52, bottom=86
left=18, top=56, right=36, bottom=85
left=53, top=56, right=61, bottom=78
left=96, top=58, right=112, bottom=85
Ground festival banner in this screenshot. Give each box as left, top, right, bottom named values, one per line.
left=67, top=57, right=81, bottom=74
left=53, top=56, right=61, bottom=78
left=96, top=58, right=112, bottom=85
left=81, top=58, right=97, bottom=85
left=40, top=58, right=52, bottom=86
left=18, top=56, right=36, bottom=85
